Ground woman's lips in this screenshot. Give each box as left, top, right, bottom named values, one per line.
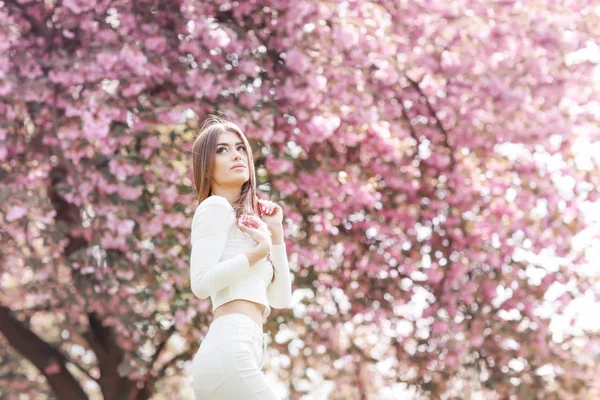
left=232, top=165, right=246, bottom=170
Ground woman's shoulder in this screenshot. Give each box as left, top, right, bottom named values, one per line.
left=194, top=195, right=235, bottom=217
left=192, top=195, right=235, bottom=228
left=198, top=195, right=234, bottom=209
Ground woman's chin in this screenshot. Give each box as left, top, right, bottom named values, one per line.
left=223, top=177, right=249, bottom=187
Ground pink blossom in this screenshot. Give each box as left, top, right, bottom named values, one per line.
left=122, top=82, right=147, bottom=98
left=145, top=37, right=167, bottom=54
left=116, top=220, right=135, bottom=236
left=332, top=25, right=360, bottom=50
left=285, top=49, right=311, bottom=73
left=82, top=111, right=110, bottom=140
left=119, top=44, right=148, bottom=76
left=160, top=186, right=179, bottom=205
left=101, top=233, right=126, bottom=250
left=6, top=206, right=27, bottom=222
left=426, top=267, right=444, bottom=284
left=238, top=60, right=261, bottom=78
left=306, top=115, right=340, bottom=143
left=174, top=309, right=187, bottom=330
left=482, top=281, right=497, bottom=302
left=239, top=91, right=261, bottom=109
left=265, top=155, right=295, bottom=175
left=118, top=186, right=143, bottom=201
left=62, top=0, right=96, bottom=14
left=96, top=51, right=119, bottom=71
left=471, top=335, right=485, bottom=347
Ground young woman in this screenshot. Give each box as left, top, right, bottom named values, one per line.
left=189, top=115, right=293, bottom=399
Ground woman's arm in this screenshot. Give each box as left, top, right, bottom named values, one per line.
left=189, top=196, right=252, bottom=299
left=266, top=227, right=293, bottom=308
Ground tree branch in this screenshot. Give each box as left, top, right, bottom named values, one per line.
left=155, top=352, right=188, bottom=378
left=147, top=325, right=176, bottom=372
left=0, top=304, right=88, bottom=400
left=58, top=349, right=98, bottom=384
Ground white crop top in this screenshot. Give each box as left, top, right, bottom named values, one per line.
left=189, top=195, right=293, bottom=322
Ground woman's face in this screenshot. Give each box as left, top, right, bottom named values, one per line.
left=211, top=130, right=250, bottom=189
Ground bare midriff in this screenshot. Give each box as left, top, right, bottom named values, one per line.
left=213, top=299, right=265, bottom=328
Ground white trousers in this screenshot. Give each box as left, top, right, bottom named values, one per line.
left=192, top=313, right=279, bottom=399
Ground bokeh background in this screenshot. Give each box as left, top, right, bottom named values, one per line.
left=1, top=1, right=600, bottom=399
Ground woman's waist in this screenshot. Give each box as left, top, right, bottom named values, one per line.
left=211, top=283, right=270, bottom=307
left=212, top=295, right=271, bottom=321
left=213, top=301, right=265, bottom=330
left=210, top=281, right=272, bottom=322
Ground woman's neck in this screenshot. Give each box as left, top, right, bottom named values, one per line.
left=210, top=187, right=241, bottom=206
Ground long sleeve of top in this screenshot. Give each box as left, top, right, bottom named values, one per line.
left=189, top=196, right=250, bottom=299
left=267, top=243, right=293, bottom=309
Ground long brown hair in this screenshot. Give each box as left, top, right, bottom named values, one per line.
left=192, top=115, right=260, bottom=219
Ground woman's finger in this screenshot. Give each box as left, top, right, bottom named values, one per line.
left=259, top=201, right=269, bottom=215
left=239, top=217, right=258, bottom=229
left=259, top=200, right=276, bottom=215
left=238, top=221, right=258, bottom=232
left=244, top=215, right=263, bottom=223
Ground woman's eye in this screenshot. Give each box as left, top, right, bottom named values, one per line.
left=217, top=146, right=245, bottom=154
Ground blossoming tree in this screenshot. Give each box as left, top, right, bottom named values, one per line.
left=1, top=0, right=599, bottom=399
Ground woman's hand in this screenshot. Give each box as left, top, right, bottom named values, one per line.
left=238, top=215, right=272, bottom=254
left=258, top=199, right=284, bottom=244
left=258, top=199, right=283, bottom=227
